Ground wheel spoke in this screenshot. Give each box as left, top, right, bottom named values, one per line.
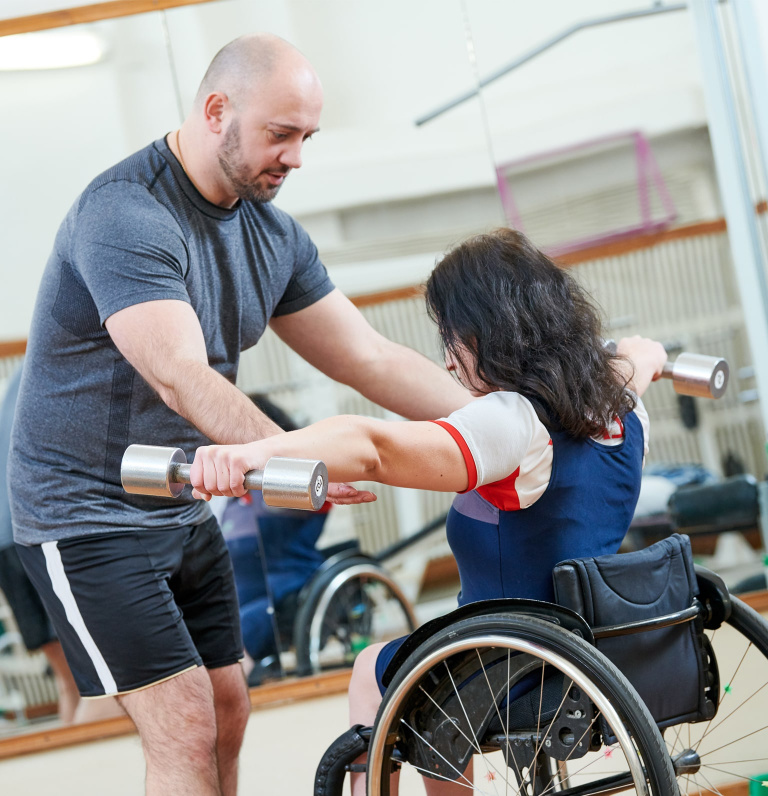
left=415, top=681, right=512, bottom=790
left=667, top=723, right=684, bottom=757
left=697, top=720, right=768, bottom=757
left=443, top=661, right=503, bottom=796
left=700, top=765, right=768, bottom=787
left=473, top=650, right=526, bottom=791
left=400, top=717, right=484, bottom=791
left=407, top=762, right=493, bottom=792
left=531, top=713, right=605, bottom=796
left=693, top=637, right=752, bottom=753
left=697, top=678, right=768, bottom=748
left=698, top=771, right=726, bottom=796
left=522, top=675, right=574, bottom=779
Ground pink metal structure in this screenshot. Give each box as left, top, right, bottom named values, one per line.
left=495, top=130, right=678, bottom=257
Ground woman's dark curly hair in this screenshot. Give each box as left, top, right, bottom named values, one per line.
left=425, top=228, right=635, bottom=439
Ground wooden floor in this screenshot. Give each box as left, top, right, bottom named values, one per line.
left=0, top=682, right=352, bottom=795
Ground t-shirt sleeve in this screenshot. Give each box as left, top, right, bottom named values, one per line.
left=271, top=215, right=334, bottom=316
left=71, top=181, right=190, bottom=324
left=432, top=391, right=543, bottom=491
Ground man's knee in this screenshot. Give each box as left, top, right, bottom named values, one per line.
left=210, top=664, right=251, bottom=737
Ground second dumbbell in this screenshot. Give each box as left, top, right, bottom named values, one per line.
left=121, top=444, right=328, bottom=511
left=661, top=352, right=729, bottom=400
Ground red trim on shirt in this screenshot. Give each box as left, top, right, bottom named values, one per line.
left=431, top=420, right=478, bottom=492
left=602, top=415, right=625, bottom=440
left=477, top=467, right=522, bottom=511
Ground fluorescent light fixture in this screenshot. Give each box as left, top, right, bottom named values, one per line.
left=0, top=30, right=106, bottom=71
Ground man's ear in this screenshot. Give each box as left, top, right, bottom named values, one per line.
left=202, top=92, right=230, bottom=134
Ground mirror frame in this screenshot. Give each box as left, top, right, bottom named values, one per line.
left=0, top=0, right=219, bottom=37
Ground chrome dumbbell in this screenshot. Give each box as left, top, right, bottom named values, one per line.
left=606, top=341, right=728, bottom=399
left=121, top=444, right=328, bottom=511
left=660, top=353, right=728, bottom=399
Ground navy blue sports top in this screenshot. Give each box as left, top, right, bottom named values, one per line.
left=374, top=404, right=645, bottom=692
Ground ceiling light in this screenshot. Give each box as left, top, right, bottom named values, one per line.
left=0, top=30, right=106, bottom=71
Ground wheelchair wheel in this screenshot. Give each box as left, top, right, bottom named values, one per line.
left=294, top=557, right=417, bottom=676
left=666, top=595, right=768, bottom=796
left=367, top=612, right=677, bottom=796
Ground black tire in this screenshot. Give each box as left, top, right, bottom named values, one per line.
left=367, top=612, right=677, bottom=796
left=294, top=557, right=416, bottom=676
left=666, top=594, right=768, bottom=796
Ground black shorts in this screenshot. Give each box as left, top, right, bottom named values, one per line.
left=0, top=544, right=56, bottom=651
left=16, top=516, right=243, bottom=698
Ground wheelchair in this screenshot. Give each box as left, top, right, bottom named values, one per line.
left=314, top=534, right=768, bottom=796
left=291, top=541, right=418, bottom=676
left=248, top=539, right=418, bottom=681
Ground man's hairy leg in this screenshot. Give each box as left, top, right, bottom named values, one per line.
left=119, top=667, right=221, bottom=796
left=209, top=663, right=251, bottom=796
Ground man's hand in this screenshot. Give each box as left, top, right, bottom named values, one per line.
left=325, top=483, right=377, bottom=505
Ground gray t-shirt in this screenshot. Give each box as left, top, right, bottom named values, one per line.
left=10, top=137, right=334, bottom=545
left=0, top=365, right=22, bottom=550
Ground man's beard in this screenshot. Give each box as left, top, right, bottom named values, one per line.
left=218, top=119, right=286, bottom=203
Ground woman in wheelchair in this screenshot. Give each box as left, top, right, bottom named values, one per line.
left=191, top=228, right=680, bottom=793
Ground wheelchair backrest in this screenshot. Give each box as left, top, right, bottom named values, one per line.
left=553, top=533, right=719, bottom=732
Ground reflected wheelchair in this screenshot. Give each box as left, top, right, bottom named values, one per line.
left=314, top=533, right=768, bottom=796
left=290, top=540, right=417, bottom=677
left=249, top=537, right=419, bottom=682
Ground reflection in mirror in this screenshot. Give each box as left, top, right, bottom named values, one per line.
left=214, top=391, right=417, bottom=688
left=3, top=3, right=768, bottom=776
left=0, top=10, right=188, bottom=741
left=0, top=0, right=470, bottom=746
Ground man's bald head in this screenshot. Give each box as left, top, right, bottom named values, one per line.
left=181, top=33, right=323, bottom=207
left=194, top=33, right=317, bottom=108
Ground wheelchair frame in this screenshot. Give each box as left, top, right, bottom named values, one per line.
left=314, top=564, right=768, bottom=796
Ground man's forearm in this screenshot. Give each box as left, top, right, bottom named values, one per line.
left=346, top=341, right=472, bottom=420
left=159, top=359, right=282, bottom=443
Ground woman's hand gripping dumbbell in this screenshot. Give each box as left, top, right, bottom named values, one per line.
left=609, top=337, right=729, bottom=399
left=122, top=444, right=329, bottom=511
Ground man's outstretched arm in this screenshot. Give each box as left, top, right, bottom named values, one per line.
left=270, top=288, right=473, bottom=420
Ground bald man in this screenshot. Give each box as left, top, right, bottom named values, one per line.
left=8, top=33, right=470, bottom=795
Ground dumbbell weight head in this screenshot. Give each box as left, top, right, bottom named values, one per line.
left=262, top=457, right=328, bottom=512
left=663, top=353, right=729, bottom=400
left=121, top=444, right=187, bottom=498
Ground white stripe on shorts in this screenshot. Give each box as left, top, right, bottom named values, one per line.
left=41, top=541, right=118, bottom=695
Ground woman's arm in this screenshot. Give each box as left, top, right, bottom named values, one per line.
left=614, top=336, right=668, bottom=397
left=189, top=415, right=470, bottom=500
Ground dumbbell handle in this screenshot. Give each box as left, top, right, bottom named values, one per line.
left=168, top=462, right=264, bottom=491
